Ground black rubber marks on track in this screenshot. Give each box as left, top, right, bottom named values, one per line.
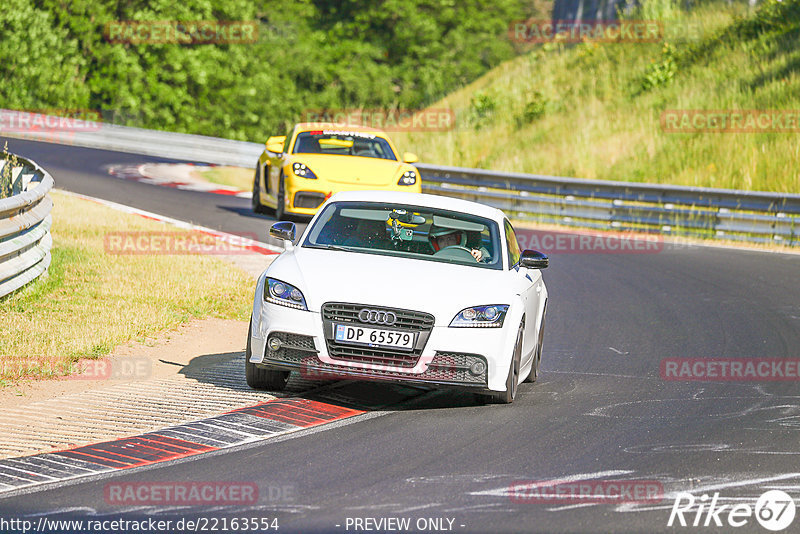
left=0, top=398, right=364, bottom=495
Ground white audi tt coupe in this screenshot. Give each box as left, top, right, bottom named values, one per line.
left=246, top=191, right=549, bottom=403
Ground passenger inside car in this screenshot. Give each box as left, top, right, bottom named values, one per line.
left=428, top=226, right=491, bottom=262
left=306, top=203, right=500, bottom=268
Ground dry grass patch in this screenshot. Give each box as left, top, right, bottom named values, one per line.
left=0, top=190, right=254, bottom=383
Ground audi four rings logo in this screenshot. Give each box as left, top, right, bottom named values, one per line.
left=359, top=309, right=397, bottom=325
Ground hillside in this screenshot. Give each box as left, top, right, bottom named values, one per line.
left=393, top=0, right=800, bottom=193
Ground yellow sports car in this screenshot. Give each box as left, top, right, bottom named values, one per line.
left=252, top=123, right=421, bottom=218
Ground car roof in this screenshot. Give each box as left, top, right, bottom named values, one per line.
left=295, top=122, right=388, bottom=136
left=325, top=191, right=507, bottom=223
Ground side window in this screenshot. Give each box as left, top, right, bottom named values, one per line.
left=504, top=220, right=521, bottom=268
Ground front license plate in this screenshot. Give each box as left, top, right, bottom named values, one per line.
left=334, top=324, right=415, bottom=351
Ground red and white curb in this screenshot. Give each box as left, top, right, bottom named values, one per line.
left=106, top=163, right=251, bottom=198
left=0, top=398, right=364, bottom=495
left=56, top=189, right=281, bottom=256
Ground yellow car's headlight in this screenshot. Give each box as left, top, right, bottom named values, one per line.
left=292, top=162, right=318, bottom=179
left=398, top=170, right=417, bottom=186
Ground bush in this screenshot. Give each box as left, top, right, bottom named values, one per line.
left=469, top=92, right=498, bottom=128
left=0, top=144, right=19, bottom=199
left=516, top=91, right=548, bottom=125
left=638, top=42, right=678, bottom=93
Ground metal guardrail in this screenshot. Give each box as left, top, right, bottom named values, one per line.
left=2, top=109, right=797, bottom=246
left=418, top=165, right=800, bottom=245
left=0, top=109, right=262, bottom=167
left=0, top=155, right=54, bottom=298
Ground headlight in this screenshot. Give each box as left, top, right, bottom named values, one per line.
left=397, top=170, right=417, bottom=186
left=265, top=278, right=308, bottom=310
left=449, top=305, right=509, bottom=328
left=292, top=162, right=318, bottom=179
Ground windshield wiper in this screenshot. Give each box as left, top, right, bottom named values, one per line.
left=313, top=244, right=354, bottom=252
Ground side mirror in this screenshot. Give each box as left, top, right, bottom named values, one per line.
left=520, top=249, right=548, bottom=269
left=270, top=221, right=296, bottom=243
left=266, top=135, right=286, bottom=154
left=402, top=152, right=418, bottom=164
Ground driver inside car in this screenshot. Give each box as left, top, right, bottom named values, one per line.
left=428, top=227, right=490, bottom=262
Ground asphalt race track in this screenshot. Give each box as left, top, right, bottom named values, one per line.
left=0, top=137, right=271, bottom=239
left=2, top=137, right=800, bottom=533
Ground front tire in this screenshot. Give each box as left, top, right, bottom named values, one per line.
left=490, top=322, right=523, bottom=404
left=524, top=316, right=544, bottom=383
left=245, top=318, right=289, bottom=391
left=251, top=164, right=268, bottom=214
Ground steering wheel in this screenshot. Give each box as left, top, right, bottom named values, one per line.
left=433, top=245, right=475, bottom=261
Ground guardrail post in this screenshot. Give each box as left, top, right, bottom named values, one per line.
left=11, top=166, right=23, bottom=196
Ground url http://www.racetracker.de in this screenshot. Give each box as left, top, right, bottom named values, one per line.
left=0, top=516, right=281, bottom=533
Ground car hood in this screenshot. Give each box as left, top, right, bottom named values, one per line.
left=289, top=154, right=407, bottom=186
left=267, top=247, right=515, bottom=325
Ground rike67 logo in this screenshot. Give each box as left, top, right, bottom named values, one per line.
left=668, top=490, right=796, bottom=531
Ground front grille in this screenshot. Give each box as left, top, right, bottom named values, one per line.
left=264, top=350, right=487, bottom=387
left=266, top=332, right=317, bottom=362
left=322, top=303, right=434, bottom=330
left=321, top=302, right=435, bottom=368
left=327, top=344, right=418, bottom=368
left=294, top=192, right=326, bottom=209
left=270, top=332, right=316, bottom=351
left=430, top=352, right=488, bottom=385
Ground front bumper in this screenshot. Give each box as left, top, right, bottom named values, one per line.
left=283, top=179, right=422, bottom=216
left=251, top=301, right=514, bottom=392
left=261, top=342, right=489, bottom=392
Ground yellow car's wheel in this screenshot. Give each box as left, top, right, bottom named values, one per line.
left=275, top=174, right=287, bottom=220
left=252, top=163, right=269, bottom=215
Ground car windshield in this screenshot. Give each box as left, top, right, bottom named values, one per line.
left=303, top=201, right=502, bottom=270
left=292, top=130, right=397, bottom=160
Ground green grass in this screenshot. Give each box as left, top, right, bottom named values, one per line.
left=394, top=0, right=800, bottom=193
left=0, top=190, right=254, bottom=382
left=194, top=166, right=253, bottom=191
